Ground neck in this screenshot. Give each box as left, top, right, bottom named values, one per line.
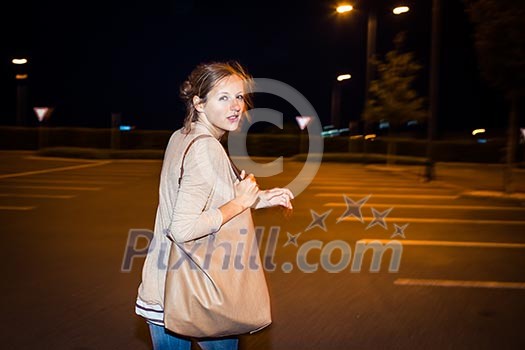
left=195, top=117, right=225, bottom=139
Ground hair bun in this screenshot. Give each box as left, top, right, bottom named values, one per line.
left=179, top=80, right=193, bottom=101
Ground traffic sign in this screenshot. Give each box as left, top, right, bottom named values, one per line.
left=295, top=116, right=312, bottom=130
left=33, top=107, right=53, bottom=122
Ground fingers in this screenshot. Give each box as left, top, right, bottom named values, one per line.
left=240, top=170, right=246, bottom=180
left=265, top=187, right=294, bottom=201
left=281, top=188, right=294, bottom=200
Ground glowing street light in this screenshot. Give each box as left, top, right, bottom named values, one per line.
left=332, top=73, right=352, bottom=128
left=12, top=58, right=29, bottom=126
left=337, top=74, right=352, bottom=82
left=472, top=128, right=486, bottom=136
left=336, top=4, right=353, bottom=14
left=12, top=58, right=28, bottom=65
left=393, top=6, right=410, bottom=15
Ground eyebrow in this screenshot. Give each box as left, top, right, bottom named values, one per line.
left=217, top=91, right=244, bottom=95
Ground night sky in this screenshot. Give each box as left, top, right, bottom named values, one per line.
left=1, top=0, right=508, bottom=134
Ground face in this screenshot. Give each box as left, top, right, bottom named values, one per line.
left=194, top=75, right=246, bottom=134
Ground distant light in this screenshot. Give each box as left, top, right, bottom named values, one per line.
left=365, top=134, right=377, bottom=140
left=477, top=138, right=488, bottom=144
left=336, top=4, right=353, bottom=14
left=33, top=107, right=53, bottom=122
left=119, top=125, right=133, bottom=131
left=379, top=120, right=390, bottom=129
left=407, top=120, right=418, bottom=126
left=350, top=135, right=364, bottom=140
left=12, top=58, right=28, bottom=65
left=337, top=74, right=352, bottom=81
left=323, top=124, right=335, bottom=130
left=296, top=116, right=312, bottom=130
left=15, top=74, right=28, bottom=80
left=393, top=6, right=410, bottom=15
left=472, top=128, right=486, bottom=136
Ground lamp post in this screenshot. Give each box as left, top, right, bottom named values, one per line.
left=12, top=58, right=29, bottom=126
left=336, top=3, right=409, bottom=128
left=331, top=74, right=351, bottom=129
left=424, top=0, right=442, bottom=182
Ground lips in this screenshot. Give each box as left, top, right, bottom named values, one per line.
left=227, top=114, right=239, bottom=122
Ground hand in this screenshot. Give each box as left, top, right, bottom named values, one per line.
left=258, top=187, right=294, bottom=209
left=233, top=170, right=259, bottom=210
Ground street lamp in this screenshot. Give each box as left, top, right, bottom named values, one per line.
left=393, top=6, right=410, bottom=15
left=336, top=4, right=353, bottom=14
left=336, top=2, right=409, bottom=127
left=331, top=73, right=351, bottom=128
left=12, top=57, right=29, bottom=126
left=12, top=58, right=28, bottom=65
left=337, top=74, right=352, bottom=82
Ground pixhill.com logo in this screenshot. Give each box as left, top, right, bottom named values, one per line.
left=121, top=194, right=407, bottom=274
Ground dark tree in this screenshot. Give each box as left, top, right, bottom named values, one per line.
left=363, top=32, right=427, bottom=133
left=466, top=0, right=525, bottom=193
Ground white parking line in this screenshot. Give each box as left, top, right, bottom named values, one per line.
left=316, top=193, right=458, bottom=200
left=394, top=278, right=525, bottom=290
left=310, top=186, right=453, bottom=193
left=0, top=185, right=101, bottom=191
left=0, top=193, right=75, bottom=199
left=4, top=179, right=121, bottom=185
left=0, top=161, right=111, bottom=180
left=24, top=156, right=104, bottom=163
left=325, top=202, right=525, bottom=211
left=345, top=217, right=525, bottom=225
left=0, top=205, right=35, bottom=211
left=312, top=180, right=421, bottom=186
left=357, top=239, right=525, bottom=249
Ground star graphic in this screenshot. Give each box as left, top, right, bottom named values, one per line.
left=336, top=195, right=371, bottom=223
left=366, top=207, right=393, bottom=230
left=305, top=209, right=332, bottom=232
left=284, top=232, right=301, bottom=247
left=391, top=223, right=409, bottom=239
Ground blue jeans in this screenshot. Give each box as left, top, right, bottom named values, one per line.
left=148, top=322, right=238, bottom=350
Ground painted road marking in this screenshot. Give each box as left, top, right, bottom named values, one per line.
left=0, top=193, right=75, bottom=199
left=3, top=179, right=121, bottom=185
left=0, top=205, right=35, bottom=211
left=345, top=217, right=525, bottom=225
left=0, top=185, right=101, bottom=191
left=358, top=239, right=525, bottom=249
left=312, top=180, right=424, bottom=186
left=325, top=202, right=525, bottom=211
left=0, top=161, right=111, bottom=180
left=310, top=186, right=454, bottom=193
left=394, top=278, right=525, bottom=290
left=24, top=156, right=104, bottom=163
left=316, top=193, right=459, bottom=200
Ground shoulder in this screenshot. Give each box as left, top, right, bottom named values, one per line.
left=185, top=135, right=228, bottom=169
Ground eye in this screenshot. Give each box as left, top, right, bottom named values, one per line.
left=236, top=95, right=245, bottom=101
left=219, top=95, right=228, bottom=101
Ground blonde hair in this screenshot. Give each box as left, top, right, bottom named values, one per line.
left=179, top=61, right=253, bottom=133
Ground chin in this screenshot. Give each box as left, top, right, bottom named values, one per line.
left=225, top=123, right=240, bottom=131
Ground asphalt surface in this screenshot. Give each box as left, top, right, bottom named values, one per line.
left=1, top=151, right=524, bottom=349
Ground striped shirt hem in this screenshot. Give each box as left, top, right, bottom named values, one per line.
left=135, top=298, right=165, bottom=326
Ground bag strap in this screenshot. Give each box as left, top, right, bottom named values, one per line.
left=178, top=134, right=241, bottom=185
left=179, top=134, right=212, bottom=186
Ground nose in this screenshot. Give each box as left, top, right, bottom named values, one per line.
left=230, top=99, right=241, bottom=112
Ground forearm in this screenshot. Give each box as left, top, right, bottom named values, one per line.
left=219, top=199, right=249, bottom=224
left=169, top=208, right=223, bottom=243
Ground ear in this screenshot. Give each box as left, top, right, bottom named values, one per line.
left=193, top=96, right=204, bottom=113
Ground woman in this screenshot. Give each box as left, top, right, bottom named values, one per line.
left=135, top=61, right=293, bottom=350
